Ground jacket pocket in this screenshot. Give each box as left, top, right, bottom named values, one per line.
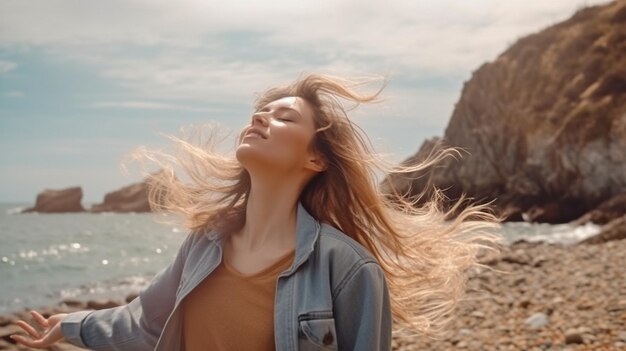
left=298, top=312, right=337, bottom=350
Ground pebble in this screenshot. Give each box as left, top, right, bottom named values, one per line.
left=470, top=311, right=485, bottom=319
left=525, top=312, right=549, bottom=329
left=564, top=330, right=584, bottom=344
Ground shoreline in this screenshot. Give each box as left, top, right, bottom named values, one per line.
left=1, top=239, right=624, bottom=350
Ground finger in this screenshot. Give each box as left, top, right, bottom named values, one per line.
left=16, top=320, right=41, bottom=339
left=31, top=311, right=49, bottom=328
left=10, top=334, right=42, bottom=348
left=48, top=313, right=68, bottom=327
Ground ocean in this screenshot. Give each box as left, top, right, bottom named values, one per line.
left=0, top=202, right=601, bottom=315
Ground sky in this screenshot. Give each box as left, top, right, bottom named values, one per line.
left=0, top=0, right=613, bottom=203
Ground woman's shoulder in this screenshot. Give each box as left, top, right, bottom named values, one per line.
left=179, top=229, right=221, bottom=254
left=314, top=223, right=386, bottom=299
left=317, top=223, right=380, bottom=266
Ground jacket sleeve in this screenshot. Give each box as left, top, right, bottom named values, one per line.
left=333, top=261, right=392, bottom=351
left=60, top=231, right=197, bottom=350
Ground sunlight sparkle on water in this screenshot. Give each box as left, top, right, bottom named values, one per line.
left=19, top=250, right=38, bottom=259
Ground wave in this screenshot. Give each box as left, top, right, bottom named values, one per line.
left=502, top=221, right=601, bottom=245
left=5, top=206, right=25, bottom=215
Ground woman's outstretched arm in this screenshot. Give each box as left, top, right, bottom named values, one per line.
left=11, top=231, right=197, bottom=351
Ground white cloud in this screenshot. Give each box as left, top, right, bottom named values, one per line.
left=0, top=60, right=17, bottom=74
left=15, top=137, right=138, bottom=157
left=0, top=1, right=613, bottom=74
left=3, top=91, right=24, bottom=98
left=96, top=55, right=295, bottom=103
left=0, top=0, right=614, bottom=158
left=88, top=100, right=222, bottom=112
left=1, top=0, right=617, bottom=201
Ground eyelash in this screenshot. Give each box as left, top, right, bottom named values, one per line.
left=255, top=108, right=294, bottom=122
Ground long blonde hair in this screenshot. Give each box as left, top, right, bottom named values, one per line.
left=124, top=73, right=501, bottom=337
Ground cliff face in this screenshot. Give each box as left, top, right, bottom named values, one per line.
left=90, top=182, right=151, bottom=213
left=22, top=187, right=86, bottom=213
left=385, top=0, right=626, bottom=223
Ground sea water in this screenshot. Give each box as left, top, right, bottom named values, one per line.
left=0, top=202, right=601, bottom=315
left=0, top=203, right=185, bottom=315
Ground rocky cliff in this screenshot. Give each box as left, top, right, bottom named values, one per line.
left=23, top=181, right=152, bottom=214
left=90, top=182, right=151, bottom=213
left=22, top=187, right=85, bottom=213
left=384, top=0, right=626, bottom=223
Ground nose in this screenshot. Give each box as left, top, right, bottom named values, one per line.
left=252, top=112, right=270, bottom=126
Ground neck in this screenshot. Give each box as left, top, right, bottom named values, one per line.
left=235, top=171, right=304, bottom=251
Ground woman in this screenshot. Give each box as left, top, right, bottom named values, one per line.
left=11, top=74, right=500, bottom=350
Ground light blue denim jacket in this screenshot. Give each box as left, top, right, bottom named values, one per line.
left=60, top=203, right=392, bottom=350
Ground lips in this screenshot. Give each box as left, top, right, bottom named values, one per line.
left=244, top=128, right=267, bottom=139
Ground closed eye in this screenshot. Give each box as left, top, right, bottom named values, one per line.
left=257, top=104, right=301, bottom=119
left=276, top=110, right=297, bottom=121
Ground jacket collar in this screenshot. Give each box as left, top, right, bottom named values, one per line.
left=289, top=202, right=321, bottom=274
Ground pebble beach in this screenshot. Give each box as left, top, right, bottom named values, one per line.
left=1, top=238, right=624, bottom=350
left=393, top=239, right=626, bottom=351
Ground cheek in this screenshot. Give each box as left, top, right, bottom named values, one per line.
left=281, top=130, right=311, bottom=150
left=273, top=129, right=314, bottom=160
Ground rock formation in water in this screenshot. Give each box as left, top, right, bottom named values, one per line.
left=580, top=213, right=626, bottom=244
left=572, top=192, right=626, bottom=225
left=90, top=182, right=151, bottom=213
left=22, top=187, right=86, bottom=213
left=383, top=0, right=626, bottom=224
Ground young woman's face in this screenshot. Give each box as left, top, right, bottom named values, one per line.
left=236, top=96, right=321, bottom=175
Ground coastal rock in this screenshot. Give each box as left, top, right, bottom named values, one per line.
left=524, top=202, right=583, bottom=224
left=382, top=0, right=626, bottom=223
left=0, top=324, right=22, bottom=346
left=59, top=299, right=86, bottom=309
left=22, top=187, right=85, bottom=213
left=125, top=292, right=139, bottom=303
left=90, top=182, right=150, bottom=213
left=86, top=299, right=122, bottom=310
left=0, top=315, right=15, bottom=328
left=572, top=192, right=626, bottom=225
left=579, top=213, right=626, bottom=244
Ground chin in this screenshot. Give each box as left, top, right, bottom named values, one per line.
left=235, top=144, right=252, bottom=163
left=236, top=147, right=295, bottom=174
left=236, top=145, right=267, bottom=169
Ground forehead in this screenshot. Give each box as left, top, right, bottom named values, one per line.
left=263, top=97, right=314, bottom=116
left=265, top=96, right=299, bottom=108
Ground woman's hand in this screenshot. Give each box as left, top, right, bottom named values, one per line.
left=10, top=310, right=67, bottom=349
